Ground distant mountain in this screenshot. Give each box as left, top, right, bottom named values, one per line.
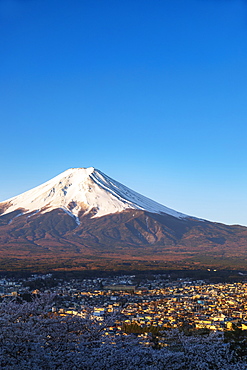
left=0, top=167, right=246, bottom=271
left=0, top=167, right=188, bottom=220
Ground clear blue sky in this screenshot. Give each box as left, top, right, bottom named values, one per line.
left=1, top=0, right=247, bottom=226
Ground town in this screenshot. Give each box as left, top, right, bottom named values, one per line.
left=1, top=271, right=247, bottom=338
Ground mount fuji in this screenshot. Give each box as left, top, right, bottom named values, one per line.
left=0, top=167, right=247, bottom=271
left=0, top=167, right=188, bottom=222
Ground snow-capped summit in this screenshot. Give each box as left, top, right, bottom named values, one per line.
left=1, top=167, right=246, bottom=272
left=0, top=167, right=188, bottom=221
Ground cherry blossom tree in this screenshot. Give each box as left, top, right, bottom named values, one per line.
left=0, top=294, right=246, bottom=369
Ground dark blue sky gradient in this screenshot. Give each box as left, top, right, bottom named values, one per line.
left=1, top=0, right=247, bottom=225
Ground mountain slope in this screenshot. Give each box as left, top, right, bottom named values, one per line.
left=0, top=167, right=187, bottom=220
left=0, top=167, right=246, bottom=271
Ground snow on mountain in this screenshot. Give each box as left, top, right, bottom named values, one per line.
left=0, top=167, right=189, bottom=221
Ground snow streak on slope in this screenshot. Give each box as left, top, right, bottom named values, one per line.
left=0, top=167, right=189, bottom=220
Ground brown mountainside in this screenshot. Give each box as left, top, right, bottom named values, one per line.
left=0, top=208, right=247, bottom=271
left=0, top=167, right=246, bottom=271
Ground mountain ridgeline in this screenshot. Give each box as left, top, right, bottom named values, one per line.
left=0, top=167, right=246, bottom=271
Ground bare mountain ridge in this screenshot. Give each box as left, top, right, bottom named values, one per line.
left=0, top=167, right=246, bottom=271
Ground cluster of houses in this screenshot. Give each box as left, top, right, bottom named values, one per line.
left=1, top=273, right=247, bottom=333
left=120, top=281, right=247, bottom=331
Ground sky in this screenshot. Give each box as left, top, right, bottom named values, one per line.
left=0, top=0, right=247, bottom=226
